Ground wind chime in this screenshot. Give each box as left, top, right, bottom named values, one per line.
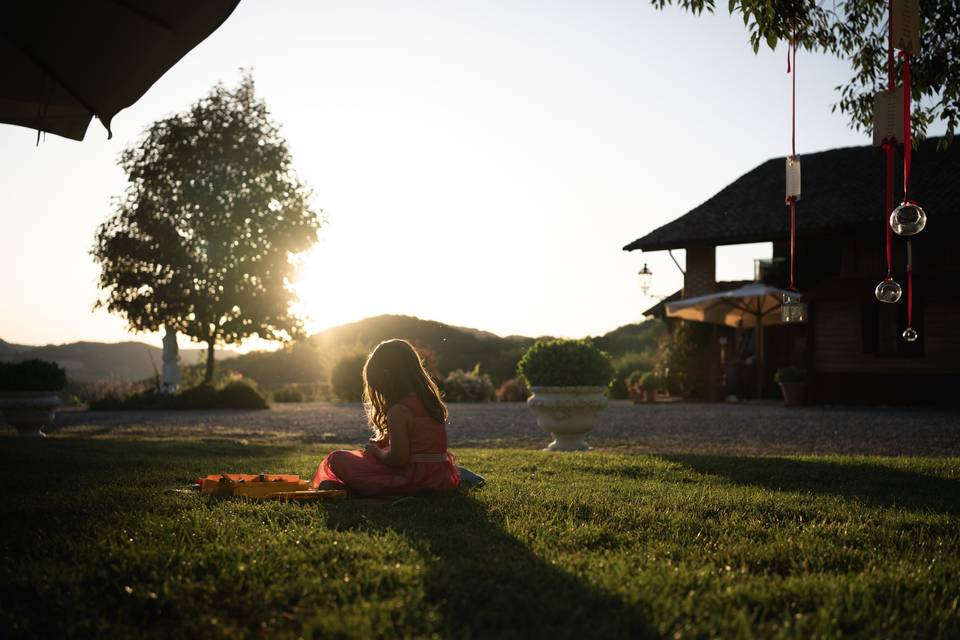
left=781, top=30, right=805, bottom=323
left=873, top=0, right=924, bottom=342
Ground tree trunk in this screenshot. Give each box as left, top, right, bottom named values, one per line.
left=204, top=339, right=215, bottom=384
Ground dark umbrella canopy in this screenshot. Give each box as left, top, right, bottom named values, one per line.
left=0, top=0, right=241, bottom=141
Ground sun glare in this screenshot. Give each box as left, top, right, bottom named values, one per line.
left=290, top=243, right=370, bottom=336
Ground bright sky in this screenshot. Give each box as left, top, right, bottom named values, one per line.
left=1, top=0, right=927, bottom=350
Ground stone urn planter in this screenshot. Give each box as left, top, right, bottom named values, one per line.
left=517, top=339, right=614, bottom=452
left=527, top=386, right=608, bottom=451
left=0, top=359, right=67, bottom=437
left=0, top=391, right=61, bottom=437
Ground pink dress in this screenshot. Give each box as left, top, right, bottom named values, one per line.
left=311, top=394, right=460, bottom=495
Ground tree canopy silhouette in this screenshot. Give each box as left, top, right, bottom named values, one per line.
left=92, top=73, right=321, bottom=382
left=652, top=0, right=959, bottom=145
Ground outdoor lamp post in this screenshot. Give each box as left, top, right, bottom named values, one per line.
left=638, top=264, right=653, bottom=295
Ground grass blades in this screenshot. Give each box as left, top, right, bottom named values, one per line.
left=1, top=438, right=958, bottom=638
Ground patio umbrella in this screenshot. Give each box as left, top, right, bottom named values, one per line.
left=0, top=0, right=241, bottom=141
left=665, top=283, right=798, bottom=399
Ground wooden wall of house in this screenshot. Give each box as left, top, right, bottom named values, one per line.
left=814, top=301, right=960, bottom=373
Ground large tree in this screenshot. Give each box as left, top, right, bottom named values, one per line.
left=92, top=73, right=322, bottom=383
left=652, top=0, right=959, bottom=145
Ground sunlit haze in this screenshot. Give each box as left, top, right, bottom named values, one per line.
left=2, top=1, right=933, bottom=351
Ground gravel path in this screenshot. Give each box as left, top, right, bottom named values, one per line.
left=34, top=401, right=960, bottom=456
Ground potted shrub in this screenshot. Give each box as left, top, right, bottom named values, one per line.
left=625, top=370, right=645, bottom=404
left=517, top=339, right=614, bottom=451
left=639, top=372, right=659, bottom=402
left=0, top=359, right=67, bottom=437
left=774, top=366, right=807, bottom=406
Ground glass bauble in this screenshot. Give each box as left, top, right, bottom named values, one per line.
left=902, top=327, right=919, bottom=342
left=874, top=278, right=902, bottom=303
left=889, top=202, right=927, bottom=236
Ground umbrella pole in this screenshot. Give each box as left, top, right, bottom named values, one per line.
left=756, top=314, right=764, bottom=400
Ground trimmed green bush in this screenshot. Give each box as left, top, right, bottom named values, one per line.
left=0, top=359, right=67, bottom=392
left=217, top=381, right=270, bottom=409
left=89, top=380, right=268, bottom=411
left=608, top=352, right=654, bottom=399
left=169, top=385, right=220, bottom=410
left=272, top=387, right=305, bottom=403
left=443, top=366, right=495, bottom=402
left=331, top=352, right=367, bottom=402
left=496, top=377, right=531, bottom=402
left=517, top=339, right=614, bottom=388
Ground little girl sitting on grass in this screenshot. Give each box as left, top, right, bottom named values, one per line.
left=312, top=339, right=466, bottom=496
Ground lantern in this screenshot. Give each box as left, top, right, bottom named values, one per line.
left=781, top=290, right=806, bottom=323
left=637, top=263, right=652, bottom=295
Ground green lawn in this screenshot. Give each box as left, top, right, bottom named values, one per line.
left=1, top=438, right=958, bottom=639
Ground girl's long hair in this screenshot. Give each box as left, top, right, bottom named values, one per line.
left=362, top=339, right=447, bottom=439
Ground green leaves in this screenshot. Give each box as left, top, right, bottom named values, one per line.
left=517, top=339, right=614, bottom=387
left=0, top=359, right=67, bottom=391
left=651, top=0, right=960, bottom=144
left=91, top=73, right=322, bottom=361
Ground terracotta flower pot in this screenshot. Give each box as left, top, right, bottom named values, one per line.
left=0, top=391, right=61, bottom=437
left=778, top=382, right=806, bottom=407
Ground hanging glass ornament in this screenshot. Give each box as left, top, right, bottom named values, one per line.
left=889, top=201, right=927, bottom=235
left=781, top=290, right=806, bottom=323
left=875, top=278, right=902, bottom=303
left=902, top=327, right=919, bottom=342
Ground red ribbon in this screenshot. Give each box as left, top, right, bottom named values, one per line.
left=788, top=198, right=796, bottom=289
left=907, top=240, right=913, bottom=327
left=786, top=33, right=797, bottom=290
left=900, top=51, right=912, bottom=200
left=884, top=142, right=893, bottom=277
left=882, top=0, right=894, bottom=279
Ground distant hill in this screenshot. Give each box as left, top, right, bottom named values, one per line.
left=0, top=339, right=235, bottom=383
left=1, top=316, right=665, bottom=386
left=226, top=315, right=664, bottom=386
left=224, top=315, right=536, bottom=385
left=0, top=339, right=32, bottom=360
left=588, top=319, right=666, bottom=357
left=312, top=315, right=535, bottom=381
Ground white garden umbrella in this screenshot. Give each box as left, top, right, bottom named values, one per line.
left=665, top=283, right=799, bottom=399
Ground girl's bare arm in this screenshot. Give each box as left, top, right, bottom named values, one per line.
left=366, top=405, right=412, bottom=467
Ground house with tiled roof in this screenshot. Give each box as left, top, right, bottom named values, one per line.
left=624, top=137, right=960, bottom=404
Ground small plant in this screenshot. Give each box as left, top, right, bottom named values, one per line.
left=88, top=378, right=269, bottom=411
left=272, top=387, right=305, bottom=403
left=517, top=339, right=614, bottom=388
left=443, top=366, right=495, bottom=403
left=496, top=377, right=531, bottom=402
left=624, top=370, right=643, bottom=403
left=0, top=359, right=67, bottom=392
left=639, top=372, right=660, bottom=392
left=625, top=370, right=658, bottom=403
left=608, top=352, right=654, bottom=399
left=216, top=380, right=270, bottom=410
left=774, top=366, right=807, bottom=384
left=169, top=385, right=220, bottom=410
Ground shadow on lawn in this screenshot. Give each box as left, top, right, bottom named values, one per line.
left=323, top=495, right=655, bottom=639
left=660, top=454, right=960, bottom=515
